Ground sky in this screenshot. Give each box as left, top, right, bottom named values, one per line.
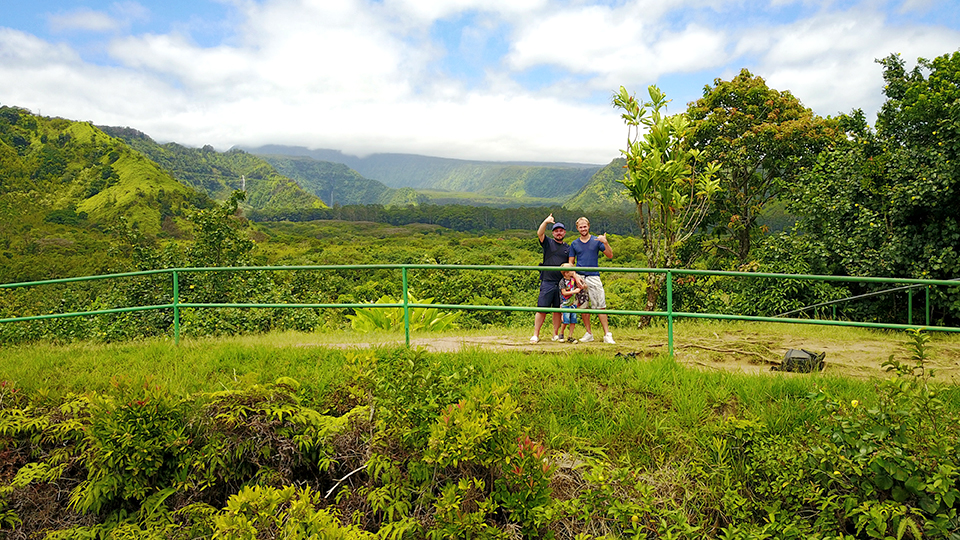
left=1, top=1, right=958, bottom=165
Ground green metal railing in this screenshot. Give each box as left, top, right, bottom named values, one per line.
left=2, top=265, right=958, bottom=355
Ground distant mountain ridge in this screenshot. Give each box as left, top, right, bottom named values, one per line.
left=243, top=144, right=604, bottom=199
left=257, top=154, right=427, bottom=206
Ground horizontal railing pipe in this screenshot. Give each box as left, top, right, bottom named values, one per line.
left=0, top=304, right=175, bottom=324
left=1, top=265, right=956, bottom=353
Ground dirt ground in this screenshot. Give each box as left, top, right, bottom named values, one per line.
left=329, top=329, right=960, bottom=383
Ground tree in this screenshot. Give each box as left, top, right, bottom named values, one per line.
left=187, top=190, right=254, bottom=268
left=686, top=69, right=841, bottom=263
left=785, top=52, right=960, bottom=321
left=613, top=85, right=721, bottom=326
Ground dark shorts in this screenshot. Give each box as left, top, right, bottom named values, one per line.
left=537, top=280, right=561, bottom=308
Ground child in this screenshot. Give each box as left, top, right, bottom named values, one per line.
left=559, top=263, right=588, bottom=343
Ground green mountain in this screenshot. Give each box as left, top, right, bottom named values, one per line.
left=0, top=106, right=209, bottom=281
left=244, top=145, right=602, bottom=199
left=563, top=158, right=635, bottom=212
left=100, top=127, right=325, bottom=211
left=257, top=154, right=402, bottom=206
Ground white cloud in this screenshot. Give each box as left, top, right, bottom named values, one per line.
left=90, top=0, right=601, bottom=160
left=2, top=0, right=959, bottom=163
left=48, top=9, right=122, bottom=33
left=741, top=6, right=960, bottom=118
left=46, top=2, right=150, bottom=34
left=0, top=28, right=184, bottom=125
left=112, top=2, right=151, bottom=24
left=385, top=0, right=548, bottom=24
left=0, top=29, right=79, bottom=65
left=506, top=2, right=730, bottom=95
left=897, top=0, right=936, bottom=13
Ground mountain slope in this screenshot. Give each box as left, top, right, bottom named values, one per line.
left=102, top=127, right=325, bottom=211
left=244, top=144, right=602, bottom=198
left=0, top=106, right=207, bottom=281
left=257, top=154, right=394, bottom=205
left=563, top=158, right=635, bottom=212
left=0, top=107, right=203, bottom=230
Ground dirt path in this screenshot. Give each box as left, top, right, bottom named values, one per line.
left=326, top=329, right=960, bottom=383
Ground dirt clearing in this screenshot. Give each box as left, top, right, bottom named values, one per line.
left=320, top=325, right=960, bottom=383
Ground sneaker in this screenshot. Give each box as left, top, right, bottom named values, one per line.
left=529, top=335, right=540, bottom=343
left=552, top=335, right=562, bottom=342
left=580, top=332, right=594, bottom=343
left=566, top=337, right=577, bottom=343
left=603, top=333, right=616, bottom=344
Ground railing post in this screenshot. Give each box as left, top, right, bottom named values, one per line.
left=666, top=270, right=674, bottom=358
left=908, top=288, right=914, bottom=325
left=402, top=266, right=410, bottom=347
left=172, top=270, right=180, bottom=345
left=926, top=286, right=931, bottom=326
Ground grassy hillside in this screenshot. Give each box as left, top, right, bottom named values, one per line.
left=416, top=189, right=565, bottom=207
left=258, top=154, right=393, bottom=205
left=101, top=127, right=325, bottom=211
left=420, top=162, right=598, bottom=198
left=0, top=106, right=207, bottom=281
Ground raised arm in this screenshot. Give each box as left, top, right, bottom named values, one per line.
left=597, top=233, right=613, bottom=259
left=537, top=213, right=555, bottom=242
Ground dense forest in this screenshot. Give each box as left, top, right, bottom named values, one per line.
left=247, top=204, right=642, bottom=235
left=99, top=126, right=326, bottom=211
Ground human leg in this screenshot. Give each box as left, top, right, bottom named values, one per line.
left=583, top=275, right=612, bottom=342
left=532, top=311, right=547, bottom=342
left=562, top=312, right=577, bottom=340
left=534, top=280, right=561, bottom=342
left=599, top=313, right=610, bottom=335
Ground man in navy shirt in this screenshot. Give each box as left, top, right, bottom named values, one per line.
left=568, top=216, right=615, bottom=344
left=531, top=214, right=568, bottom=343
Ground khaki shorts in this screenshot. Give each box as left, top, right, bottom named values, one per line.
left=582, top=275, right=606, bottom=309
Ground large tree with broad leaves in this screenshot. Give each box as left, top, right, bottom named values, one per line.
left=788, top=52, right=960, bottom=281
left=686, top=69, right=841, bottom=264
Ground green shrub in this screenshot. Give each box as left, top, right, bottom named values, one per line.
left=213, top=485, right=373, bottom=539
left=809, top=329, right=960, bottom=537
left=70, top=385, right=193, bottom=514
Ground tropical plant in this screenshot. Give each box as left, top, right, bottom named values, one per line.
left=612, top=85, right=722, bottom=326
left=346, top=291, right=459, bottom=333
left=784, top=51, right=960, bottom=323
left=808, top=329, right=960, bottom=538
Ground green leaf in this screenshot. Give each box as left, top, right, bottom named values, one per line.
left=874, top=473, right=894, bottom=491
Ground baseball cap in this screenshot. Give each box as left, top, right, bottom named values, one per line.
left=552, top=223, right=565, bottom=230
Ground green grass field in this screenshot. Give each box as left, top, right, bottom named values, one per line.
left=1, top=323, right=959, bottom=538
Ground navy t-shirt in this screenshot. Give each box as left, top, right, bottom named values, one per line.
left=539, top=236, right=569, bottom=282
left=569, top=236, right=605, bottom=276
